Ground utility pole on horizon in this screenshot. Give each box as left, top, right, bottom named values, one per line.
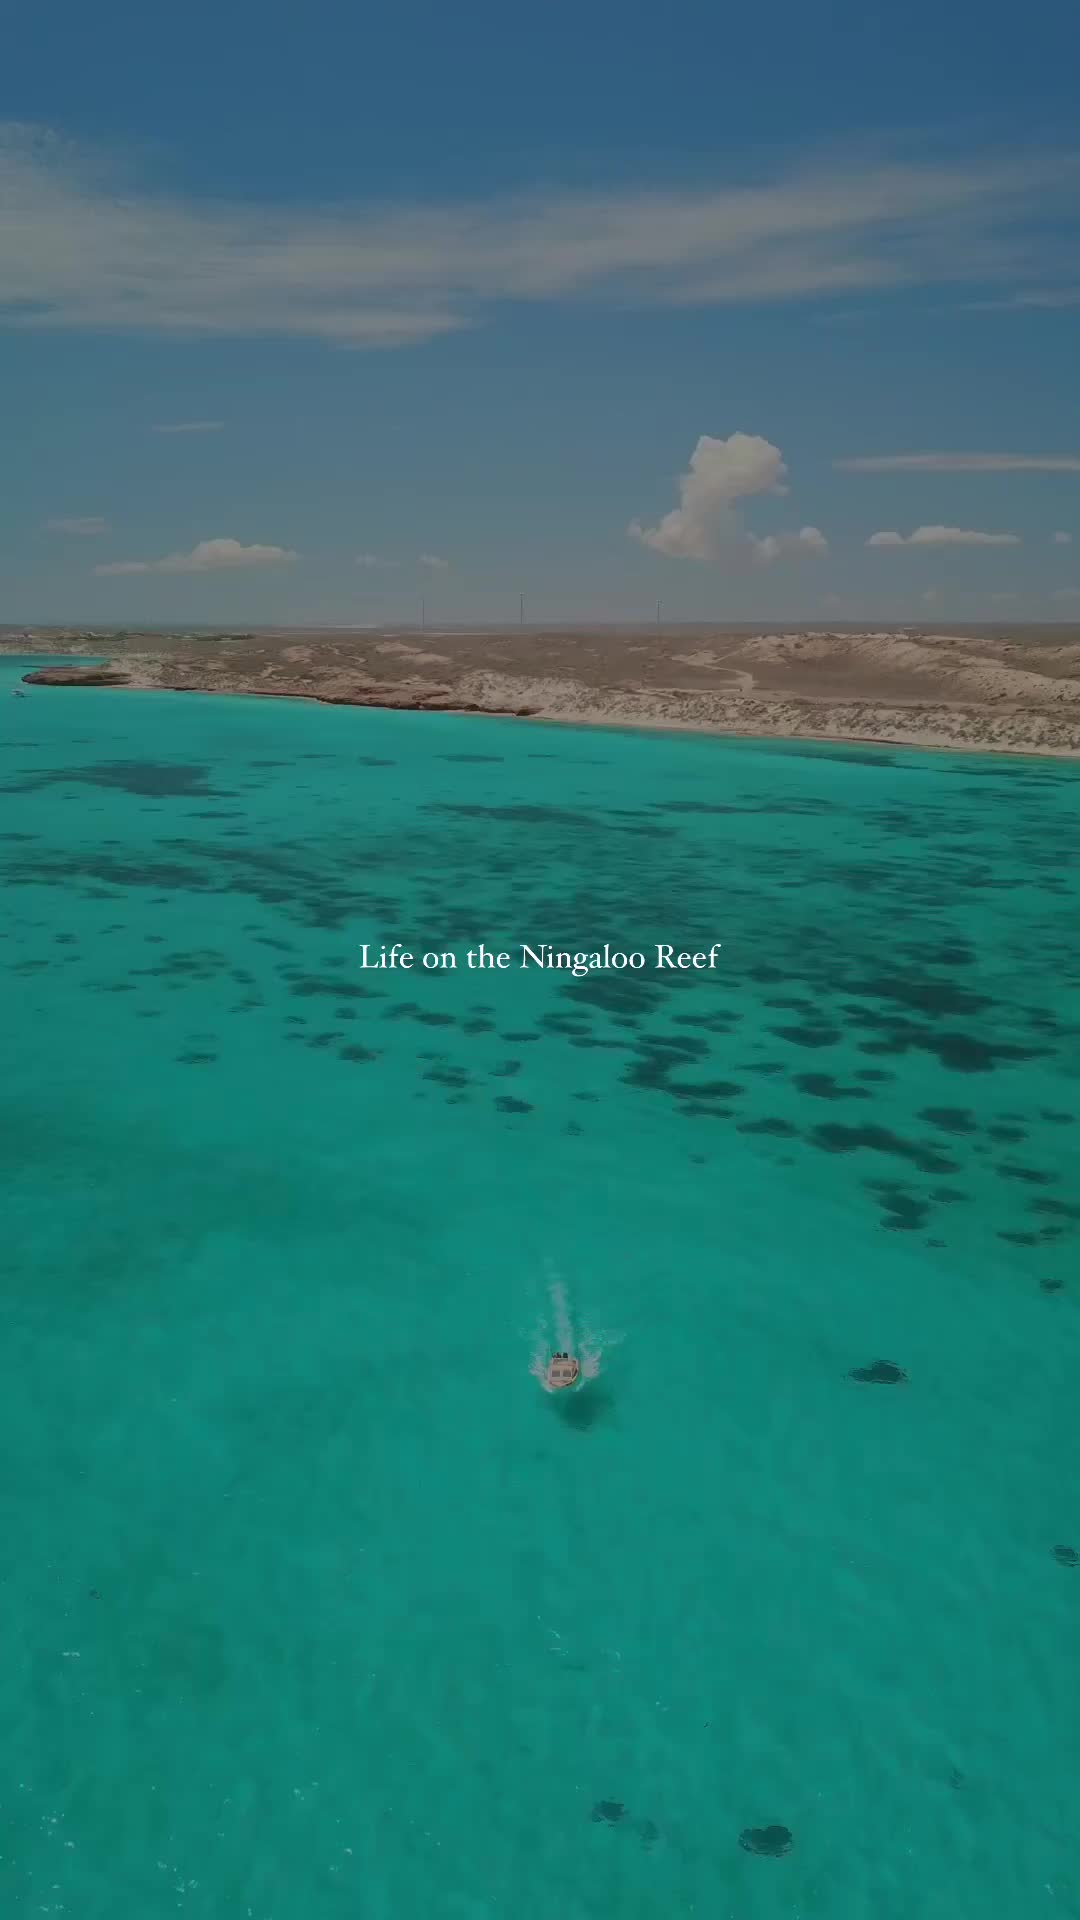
left=519, top=592, right=525, bottom=627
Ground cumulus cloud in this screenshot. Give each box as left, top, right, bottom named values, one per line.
left=749, top=526, right=829, bottom=563
left=839, top=452, right=1080, bottom=473
left=629, top=432, right=825, bottom=566
left=419, top=552, right=449, bottom=569
left=152, top=420, right=224, bottom=434
left=46, top=515, right=108, bottom=534
left=95, top=537, right=296, bottom=575
left=866, top=525, right=1020, bottom=547
left=629, top=433, right=779, bottom=560
left=3, top=123, right=1080, bottom=347
left=1053, top=530, right=1072, bottom=544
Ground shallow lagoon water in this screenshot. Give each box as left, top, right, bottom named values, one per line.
left=2, top=660, right=1079, bottom=1919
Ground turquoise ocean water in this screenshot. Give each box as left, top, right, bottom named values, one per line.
left=2, top=658, right=1078, bottom=1919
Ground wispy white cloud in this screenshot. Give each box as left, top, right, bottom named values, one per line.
left=963, top=288, right=1080, bottom=311
left=1052, top=530, right=1073, bottom=545
left=95, top=537, right=296, bottom=575
left=867, top=526, right=1020, bottom=547
left=419, top=552, right=449, bottom=569
left=3, top=123, right=1080, bottom=348
left=46, top=515, right=109, bottom=534
left=152, top=420, right=224, bottom=434
left=840, top=452, right=1080, bottom=473
left=355, top=552, right=399, bottom=568
left=629, top=432, right=826, bottom=565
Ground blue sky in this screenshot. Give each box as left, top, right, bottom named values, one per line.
left=4, top=0, right=1080, bottom=625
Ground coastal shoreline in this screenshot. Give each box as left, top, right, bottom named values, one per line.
left=15, top=668, right=1080, bottom=760
left=7, top=619, right=1080, bottom=761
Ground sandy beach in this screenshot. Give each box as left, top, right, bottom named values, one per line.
left=7, top=621, right=1080, bottom=757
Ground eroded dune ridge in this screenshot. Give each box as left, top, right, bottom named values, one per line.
left=7, top=622, right=1080, bottom=755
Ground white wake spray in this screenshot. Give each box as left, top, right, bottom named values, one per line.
left=529, top=1272, right=612, bottom=1391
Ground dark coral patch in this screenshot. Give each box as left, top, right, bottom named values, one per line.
left=623, top=1034, right=744, bottom=1106
left=934, top=1033, right=1045, bottom=1073
left=850, top=1012, right=1045, bottom=1073
left=795, top=1073, right=870, bottom=1101
left=1051, top=1545, right=1078, bottom=1567
left=738, top=1117, right=797, bottom=1137
left=433, top=802, right=596, bottom=828
left=565, top=975, right=668, bottom=1019
left=739, top=1825, right=792, bottom=1857
left=495, top=1095, right=533, bottom=1114
left=591, top=1802, right=625, bottom=1825
left=920, top=1107, right=977, bottom=1134
left=2, top=759, right=232, bottom=799
left=289, top=975, right=380, bottom=1001
left=633, top=1031, right=707, bottom=1064
left=671, top=1078, right=743, bottom=1101
left=848, top=1360, right=907, bottom=1384
left=846, top=974, right=993, bottom=1019
left=424, top=1064, right=469, bottom=1089
left=539, top=1012, right=594, bottom=1037
left=866, top=1183, right=928, bottom=1232
left=771, top=1025, right=840, bottom=1049
left=811, top=1123, right=957, bottom=1176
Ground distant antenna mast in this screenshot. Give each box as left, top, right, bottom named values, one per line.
left=519, top=592, right=525, bottom=626
left=656, top=597, right=662, bottom=628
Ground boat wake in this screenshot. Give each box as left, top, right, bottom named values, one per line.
left=528, top=1273, right=618, bottom=1392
